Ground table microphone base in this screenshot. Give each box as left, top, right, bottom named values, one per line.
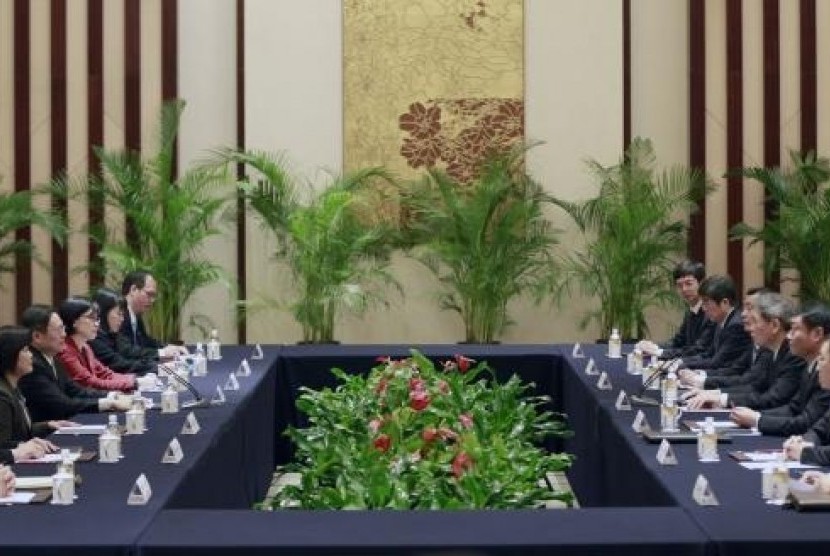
left=630, top=394, right=661, bottom=407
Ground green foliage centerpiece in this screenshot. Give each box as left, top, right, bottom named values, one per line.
left=269, top=350, right=572, bottom=510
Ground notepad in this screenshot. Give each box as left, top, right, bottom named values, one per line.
left=14, top=476, right=53, bottom=490
left=54, top=424, right=106, bottom=435
left=0, top=492, right=36, bottom=504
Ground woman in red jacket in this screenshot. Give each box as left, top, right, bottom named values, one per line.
left=56, top=297, right=136, bottom=393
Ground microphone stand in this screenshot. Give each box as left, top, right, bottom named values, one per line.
left=157, top=363, right=214, bottom=409
left=630, top=358, right=680, bottom=407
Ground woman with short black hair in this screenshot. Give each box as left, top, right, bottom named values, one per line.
left=88, top=288, right=157, bottom=376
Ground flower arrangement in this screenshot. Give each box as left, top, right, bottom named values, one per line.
left=267, top=350, right=573, bottom=510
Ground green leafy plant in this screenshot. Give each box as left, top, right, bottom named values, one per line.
left=730, top=150, right=830, bottom=303
left=401, top=145, right=559, bottom=343
left=268, top=350, right=572, bottom=510
left=216, top=149, right=400, bottom=343
left=552, top=137, right=709, bottom=340
left=66, top=99, right=231, bottom=340
left=0, top=178, right=66, bottom=283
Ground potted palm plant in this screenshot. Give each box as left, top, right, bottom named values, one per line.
left=216, top=149, right=400, bottom=343
left=0, top=178, right=66, bottom=285
left=400, top=145, right=559, bottom=344
left=552, top=137, right=709, bottom=341
left=65, top=100, right=231, bottom=340
left=730, top=150, right=830, bottom=303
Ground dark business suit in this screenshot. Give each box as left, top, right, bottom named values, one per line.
left=0, top=449, right=12, bottom=464
left=800, top=407, right=830, bottom=466
left=120, top=312, right=164, bottom=350
left=660, top=306, right=716, bottom=359
left=704, top=347, right=769, bottom=389
left=681, top=307, right=751, bottom=370
left=0, top=375, right=51, bottom=447
left=757, top=362, right=830, bottom=436
left=724, top=341, right=804, bottom=410
left=18, top=348, right=104, bottom=422
left=89, top=329, right=157, bottom=376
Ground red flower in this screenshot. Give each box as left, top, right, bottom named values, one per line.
left=422, top=427, right=438, bottom=443
left=454, top=355, right=475, bottom=373
left=459, top=413, right=474, bottom=430
left=375, top=356, right=391, bottom=363
left=373, top=434, right=391, bottom=453
left=409, top=390, right=430, bottom=411
left=452, top=451, right=474, bottom=478
left=409, top=377, right=426, bottom=392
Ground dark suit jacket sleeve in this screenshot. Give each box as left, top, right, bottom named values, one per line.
left=0, top=397, right=18, bottom=447
left=18, top=364, right=100, bottom=422
left=0, top=449, right=12, bottom=465
left=758, top=388, right=830, bottom=437
left=681, top=321, right=751, bottom=370
left=89, top=334, right=156, bottom=376
left=726, top=360, right=803, bottom=410
left=801, top=444, right=830, bottom=466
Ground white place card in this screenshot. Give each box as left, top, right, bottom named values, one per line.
left=585, top=358, right=599, bottom=376
left=615, top=390, right=632, bottom=411
left=127, top=473, right=152, bottom=505
left=251, top=343, right=264, bottom=360
left=235, top=359, right=252, bottom=377
left=656, top=439, right=678, bottom=465
left=632, top=410, right=651, bottom=433
left=692, top=474, right=719, bottom=506
left=0, top=492, right=36, bottom=504
left=572, top=343, right=584, bottom=358
left=14, top=476, right=53, bottom=490
left=162, top=437, right=184, bottom=464
left=181, top=411, right=201, bottom=435
left=596, top=371, right=612, bottom=390
left=224, top=372, right=240, bottom=391
left=54, top=424, right=106, bottom=435
left=211, top=385, right=226, bottom=404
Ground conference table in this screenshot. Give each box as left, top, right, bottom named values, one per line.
left=2, top=343, right=829, bottom=555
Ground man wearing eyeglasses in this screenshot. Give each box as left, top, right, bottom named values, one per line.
left=120, top=270, right=188, bottom=357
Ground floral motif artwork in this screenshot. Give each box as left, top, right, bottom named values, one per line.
left=344, top=0, right=523, bottom=183
left=399, top=98, right=524, bottom=183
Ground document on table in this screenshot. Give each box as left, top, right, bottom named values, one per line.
left=17, top=452, right=79, bottom=464
left=740, top=461, right=818, bottom=470
left=54, top=424, right=106, bottom=435
left=14, top=476, right=53, bottom=489
left=0, top=492, right=36, bottom=504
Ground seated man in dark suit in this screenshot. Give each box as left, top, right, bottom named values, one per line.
left=18, top=305, right=130, bottom=422
left=784, top=337, right=830, bottom=465
left=730, top=304, right=830, bottom=435
left=684, top=292, right=803, bottom=410
left=120, top=270, right=187, bottom=358
left=636, top=260, right=715, bottom=359
left=677, top=274, right=751, bottom=370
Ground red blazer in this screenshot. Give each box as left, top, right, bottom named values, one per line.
left=57, top=337, right=135, bottom=393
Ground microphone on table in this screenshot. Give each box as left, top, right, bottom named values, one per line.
left=630, top=357, right=681, bottom=407
left=157, top=362, right=214, bottom=409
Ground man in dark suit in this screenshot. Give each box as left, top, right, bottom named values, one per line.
left=18, top=305, right=130, bottom=422
left=636, top=260, right=715, bottom=359
left=678, top=274, right=751, bottom=371
left=120, top=270, right=187, bottom=357
left=730, top=304, right=830, bottom=435
left=684, top=292, right=804, bottom=411
left=784, top=337, right=830, bottom=465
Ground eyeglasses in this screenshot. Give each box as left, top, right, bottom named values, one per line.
left=80, top=313, right=100, bottom=324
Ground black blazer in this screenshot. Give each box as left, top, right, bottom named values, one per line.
left=120, top=314, right=164, bottom=350
left=88, top=330, right=158, bottom=376
left=0, top=449, right=12, bottom=464
left=758, top=364, right=830, bottom=437
left=801, top=406, right=830, bottom=466
left=724, top=341, right=804, bottom=410
left=661, top=308, right=715, bottom=359
left=681, top=307, right=751, bottom=370
left=0, top=375, right=51, bottom=446
left=704, top=347, right=769, bottom=389
left=18, top=348, right=103, bottom=422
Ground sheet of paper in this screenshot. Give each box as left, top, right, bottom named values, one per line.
left=740, top=461, right=819, bottom=471
left=17, top=453, right=79, bottom=464
left=0, top=492, right=36, bottom=504
left=739, top=451, right=785, bottom=462
left=14, top=476, right=53, bottom=489
left=54, top=424, right=106, bottom=435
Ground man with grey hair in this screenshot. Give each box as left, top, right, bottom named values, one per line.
left=684, top=292, right=804, bottom=410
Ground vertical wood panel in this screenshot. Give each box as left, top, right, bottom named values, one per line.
left=50, top=0, right=69, bottom=303
left=726, top=0, right=744, bottom=293
left=1, top=0, right=17, bottom=321
left=780, top=0, right=801, bottom=298
left=763, top=0, right=780, bottom=290
left=622, top=0, right=631, bottom=149
left=13, top=0, right=32, bottom=315
left=800, top=0, right=816, bottom=153
left=817, top=0, right=830, bottom=156
left=705, top=0, right=728, bottom=276
left=236, top=0, right=247, bottom=343
left=88, top=0, right=104, bottom=286
left=689, top=0, right=707, bottom=264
